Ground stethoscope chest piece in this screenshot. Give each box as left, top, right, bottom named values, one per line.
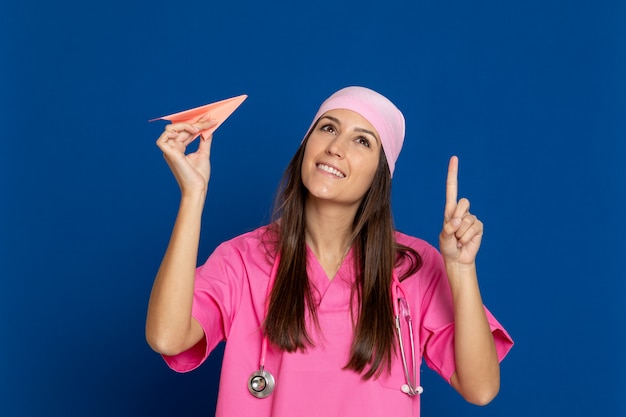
left=248, top=367, right=275, bottom=398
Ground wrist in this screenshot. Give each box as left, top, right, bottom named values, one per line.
left=445, top=260, right=477, bottom=274
left=445, top=261, right=478, bottom=289
left=180, top=187, right=208, bottom=207
left=180, top=182, right=207, bottom=197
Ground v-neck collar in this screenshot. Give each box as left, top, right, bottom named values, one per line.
left=305, top=244, right=356, bottom=301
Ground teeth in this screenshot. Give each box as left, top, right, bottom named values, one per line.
left=317, top=164, right=345, bottom=178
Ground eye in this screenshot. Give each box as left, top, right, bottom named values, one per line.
left=320, top=124, right=337, bottom=135
left=355, top=136, right=371, bottom=148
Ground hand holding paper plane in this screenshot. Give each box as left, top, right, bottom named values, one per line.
left=150, top=94, right=247, bottom=140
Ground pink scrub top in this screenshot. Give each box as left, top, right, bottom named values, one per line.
left=163, top=226, right=513, bottom=417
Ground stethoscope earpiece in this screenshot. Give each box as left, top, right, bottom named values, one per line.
left=248, top=368, right=275, bottom=399
left=401, top=383, right=423, bottom=396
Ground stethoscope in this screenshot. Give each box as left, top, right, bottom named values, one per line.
left=393, top=279, right=424, bottom=396
left=247, top=256, right=423, bottom=398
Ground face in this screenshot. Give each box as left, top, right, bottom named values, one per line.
left=301, top=109, right=381, bottom=208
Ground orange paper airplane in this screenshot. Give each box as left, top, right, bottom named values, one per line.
left=150, top=94, right=247, bottom=140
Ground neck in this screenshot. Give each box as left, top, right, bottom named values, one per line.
left=304, top=197, right=358, bottom=278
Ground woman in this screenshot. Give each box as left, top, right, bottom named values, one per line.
left=146, top=86, right=513, bottom=416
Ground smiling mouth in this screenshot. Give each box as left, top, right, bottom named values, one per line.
left=317, top=163, right=346, bottom=178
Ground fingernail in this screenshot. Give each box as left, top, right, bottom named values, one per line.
left=452, top=218, right=462, bottom=227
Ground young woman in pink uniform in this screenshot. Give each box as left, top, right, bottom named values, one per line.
left=146, top=87, right=513, bottom=416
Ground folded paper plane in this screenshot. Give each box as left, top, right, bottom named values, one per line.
left=150, top=94, right=247, bottom=140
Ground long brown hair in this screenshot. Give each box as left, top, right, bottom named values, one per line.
left=263, top=125, right=421, bottom=379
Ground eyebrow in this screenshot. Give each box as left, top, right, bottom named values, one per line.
left=319, top=115, right=380, bottom=144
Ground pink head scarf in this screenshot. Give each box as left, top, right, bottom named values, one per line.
left=309, top=86, right=405, bottom=177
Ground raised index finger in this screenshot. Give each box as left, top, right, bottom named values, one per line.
left=444, top=156, right=459, bottom=221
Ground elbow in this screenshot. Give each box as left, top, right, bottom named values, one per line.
left=146, top=338, right=177, bottom=357
left=145, top=328, right=187, bottom=357
left=452, top=371, right=500, bottom=406
left=463, top=382, right=500, bottom=406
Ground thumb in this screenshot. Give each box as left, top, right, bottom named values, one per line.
left=440, top=217, right=462, bottom=247
left=442, top=217, right=462, bottom=236
left=197, top=133, right=214, bottom=156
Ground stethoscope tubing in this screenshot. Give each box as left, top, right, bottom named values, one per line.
left=250, top=256, right=422, bottom=398
left=393, top=278, right=422, bottom=396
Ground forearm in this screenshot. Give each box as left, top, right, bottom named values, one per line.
left=447, top=262, right=500, bottom=405
left=146, top=190, right=206, bottom=355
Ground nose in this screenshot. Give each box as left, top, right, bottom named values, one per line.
left=326, top=136, right=346, bottom=159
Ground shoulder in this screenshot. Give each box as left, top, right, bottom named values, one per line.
left=394, top=230, right=439, bottom=260
left=200, top=224, right=278, bottom=272
left=214, top=224, right=276, bottom=254
left=196, top=225, right=277, bottom=294
left=394, top=230, right=446, bottom=288
left=221, top=224, right=270, bottom=244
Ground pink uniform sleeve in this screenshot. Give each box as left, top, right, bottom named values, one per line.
left=417, top=244, right=514, bottom=383
left=162, top=241, right=246, bottom=372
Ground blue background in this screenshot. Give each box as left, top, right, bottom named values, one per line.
left=1, top=0, right=624, bottom=416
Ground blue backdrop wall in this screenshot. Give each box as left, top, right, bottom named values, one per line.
left=1, top=0, right=624, bottom=416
